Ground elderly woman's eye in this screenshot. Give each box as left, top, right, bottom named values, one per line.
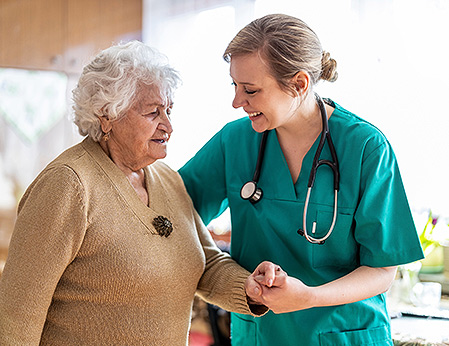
left=144, top=110, right=158, bottom=117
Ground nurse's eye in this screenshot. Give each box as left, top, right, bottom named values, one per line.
left=245, top=89, right=257, bottom=95
left=231, top=81, right=257, bottom=95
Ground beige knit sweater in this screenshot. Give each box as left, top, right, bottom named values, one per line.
left=0, top=137, right=262, bottom=345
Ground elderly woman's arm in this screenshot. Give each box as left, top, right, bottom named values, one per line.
left=0, top=166, right=87, bottom=344
left=193, top=210, right=268, bottom=316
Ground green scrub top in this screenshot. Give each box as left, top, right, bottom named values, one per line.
left=179, top=100, right=424, bottom=346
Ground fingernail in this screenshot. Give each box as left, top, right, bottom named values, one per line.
left=268, top=279, right=273, bottom=287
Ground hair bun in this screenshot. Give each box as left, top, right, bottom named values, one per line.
left=321, top=51, right=338, bottom=82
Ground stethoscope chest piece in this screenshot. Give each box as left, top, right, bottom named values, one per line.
left=240, top=181, right=263, bottom=204
left=240, top=94, right=340, bottom=245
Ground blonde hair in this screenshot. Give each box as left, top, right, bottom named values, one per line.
left=72, top=41, right=181, bottom=141
left=224, top=14, right=337, bottom=95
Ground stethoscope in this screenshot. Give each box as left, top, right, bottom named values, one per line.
left=240, top=93, right=340, bottom=244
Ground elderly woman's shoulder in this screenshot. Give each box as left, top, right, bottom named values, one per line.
left=26, top=140, right=98, bottom=195
left=149, top=161, right=184, bottom=186
left=40, top=142, right=91, bottom=176
left=150, top=161, right=175, bottom=174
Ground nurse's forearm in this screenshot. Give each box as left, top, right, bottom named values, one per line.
left=252, top=265, right=397, bottom=313
left=310, top=265, right=397, bottom=308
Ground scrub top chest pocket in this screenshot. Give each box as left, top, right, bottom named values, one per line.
left=309, top=207, right=358, bottom=269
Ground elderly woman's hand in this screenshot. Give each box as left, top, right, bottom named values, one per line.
left=245, top=261, right=287, bottom=306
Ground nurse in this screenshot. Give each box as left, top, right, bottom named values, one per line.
left=179, top=14, right=424, bottom=345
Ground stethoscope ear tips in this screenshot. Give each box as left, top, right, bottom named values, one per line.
left=240, top=181, right=263, bottom=204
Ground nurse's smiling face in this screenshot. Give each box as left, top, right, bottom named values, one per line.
left=230, top=53, right=299, bottom=133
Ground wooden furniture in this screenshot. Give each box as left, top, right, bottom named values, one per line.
left=0, top=0, right=142, bottom=74
left=0, top=0, right=142, bottom=274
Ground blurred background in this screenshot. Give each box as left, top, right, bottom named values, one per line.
left=2, top=0, right=449, bottom=285
left=1, top=0, right=449, bottom=216
left=1, top=0, right=449, bottom=344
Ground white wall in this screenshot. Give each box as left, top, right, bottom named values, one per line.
left=143, top=0, right=449, bottom=218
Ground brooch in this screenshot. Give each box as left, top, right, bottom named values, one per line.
left=152, top=216, right=173, bottom=237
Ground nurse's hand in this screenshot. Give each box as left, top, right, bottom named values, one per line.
left=254, top=275, right=316, bottom=313
left=245, top=261, right=287, bottom=305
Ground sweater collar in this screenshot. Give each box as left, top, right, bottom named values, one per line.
left=80, top=136, right=174, bottom=237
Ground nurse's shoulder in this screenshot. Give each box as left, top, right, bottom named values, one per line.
left=221, top=117, right=256, bottom=139
left=330, top=100, right=392, bottom=157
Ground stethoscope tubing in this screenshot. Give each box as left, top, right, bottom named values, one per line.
left=308, top=94, right=339, bottom=191
left=253, top=130, right=269, bottom=182
left=302, top=187, right=338, bottom=244
left=240, top=93, right=340, bottom=244
left=300, top=94, right=340, bottom=244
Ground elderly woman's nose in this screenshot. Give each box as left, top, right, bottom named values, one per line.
left=159, top=111, right=173, bottom=133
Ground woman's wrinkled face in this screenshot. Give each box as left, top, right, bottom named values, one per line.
left=106, top=83, right=173, bottom=170
left=230, top=53, right=299, bottom=133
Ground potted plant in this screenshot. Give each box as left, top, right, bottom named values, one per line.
left=418, top=211, right=448, bottom=274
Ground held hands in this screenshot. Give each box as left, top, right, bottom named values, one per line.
left=245, top=261, right=316, bottom=314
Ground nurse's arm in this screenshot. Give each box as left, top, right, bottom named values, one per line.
left=311, top=265, right=397, bottom=307
left=255, top=265, right=397, bottom=314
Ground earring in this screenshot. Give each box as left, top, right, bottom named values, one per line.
left=103, top=131, right=111, bottom=142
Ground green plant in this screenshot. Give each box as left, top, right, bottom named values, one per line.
left=418, top=211, right=449, bottom=273
left=420, top=212, right=439, bottom=256
left=419, top=211, right=449, bottom=254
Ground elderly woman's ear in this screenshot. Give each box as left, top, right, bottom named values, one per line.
left=99, top=115, right=112, bottom=134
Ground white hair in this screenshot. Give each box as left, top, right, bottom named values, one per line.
left=72, top=40, right=181, bottom=141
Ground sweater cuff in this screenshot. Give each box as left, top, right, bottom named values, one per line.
left=247, top=299, right=269, bottom=316
left=232, top=271, right=269, bottom=317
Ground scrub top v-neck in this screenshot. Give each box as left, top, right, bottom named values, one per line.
left=179, top=100, right=424, bottom=346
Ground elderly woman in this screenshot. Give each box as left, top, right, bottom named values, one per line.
left=0, top=41, right=275, bottom=345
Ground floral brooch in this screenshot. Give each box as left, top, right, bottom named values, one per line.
left=152, top=216, right=173, bottom=238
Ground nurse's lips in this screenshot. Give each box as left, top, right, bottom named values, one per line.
left=247, top=111, right=262, bottom=119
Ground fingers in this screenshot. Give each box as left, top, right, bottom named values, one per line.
left=254, top=265, right=287, bottom=288
left=253, top=261, right=283, bottom=287
left=272, top=267, right=287, bottom=286
left=245, top=276, right=263, bottom=303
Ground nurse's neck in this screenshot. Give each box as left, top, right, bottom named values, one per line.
left=277, top=95, right=322, bottom=141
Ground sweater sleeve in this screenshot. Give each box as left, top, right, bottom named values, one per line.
left=0, top=166, right=87, bottom=345
left=194, top=209, right=268, bottom=317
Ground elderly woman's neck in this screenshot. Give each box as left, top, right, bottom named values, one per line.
left=98, top=138, right=128, bottom=171
left=99, top=138, right=147, bottom=180
left=99, top=138, right=149, bottom=206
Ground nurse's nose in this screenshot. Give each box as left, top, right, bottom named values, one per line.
left=232, top=90, right=248, bottom=109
